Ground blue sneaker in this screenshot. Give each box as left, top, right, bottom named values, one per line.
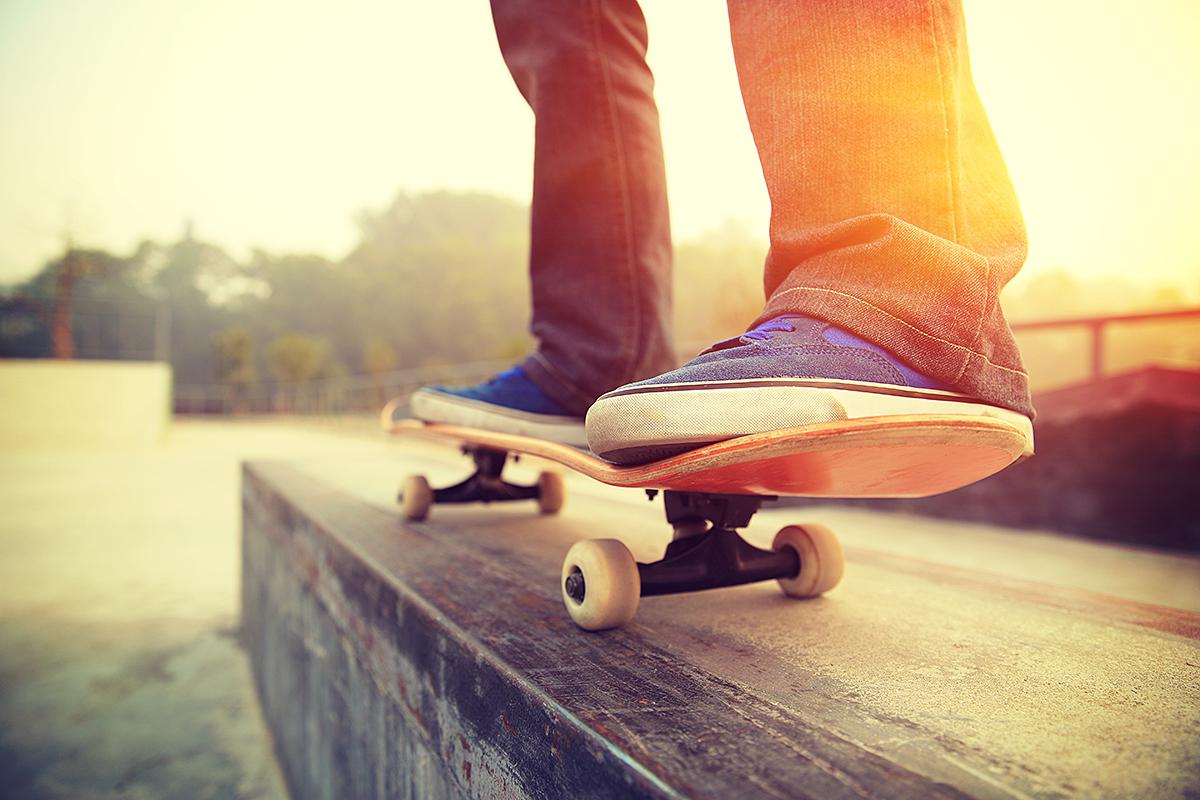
left=411, top=366, right=587, bottom=446
left=585, top=315, right=1033, bottom=464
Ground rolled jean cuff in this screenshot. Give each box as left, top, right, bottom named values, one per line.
left=519, top=353, right=597, bottom=417
left=757, top=286, right=1035, bottom=419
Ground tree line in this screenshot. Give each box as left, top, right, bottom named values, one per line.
left=3, top=188, right=1193, bottom=405
left=0, top=191, right=767, bottom=401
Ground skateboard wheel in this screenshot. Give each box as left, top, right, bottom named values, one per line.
left=537, top=471, right=565, bottom=515
left=560, top=539, right=640, bottom=631
left=772, top=524, right=844, bottom=597
left=401, top=475, right=433, bottom=521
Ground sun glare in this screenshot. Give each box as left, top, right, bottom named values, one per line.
left=0, top=0, right=1196, bottom=296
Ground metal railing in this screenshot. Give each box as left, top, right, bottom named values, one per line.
left=1011, top=307, right=1200, bottom=382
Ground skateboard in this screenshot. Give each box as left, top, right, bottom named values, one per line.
left=383, top=405, right=1029, bottom=631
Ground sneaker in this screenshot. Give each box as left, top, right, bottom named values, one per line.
left=411, top=365, right=587, bottom=447
left=585, top=314, right=1034, bottom=464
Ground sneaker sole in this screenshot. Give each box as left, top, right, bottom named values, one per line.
left=410, top=389, right=588, bottom=448
left=585, top=378, right=1034, bottom=465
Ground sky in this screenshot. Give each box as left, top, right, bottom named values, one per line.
left=1, top=0, right=1198, bottom=291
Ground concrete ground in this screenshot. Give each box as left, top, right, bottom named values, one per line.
left=0, top=418, right=393, bottom=800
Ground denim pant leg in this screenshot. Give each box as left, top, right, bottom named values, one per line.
left=727, top=0, right=1035, bottom=418
left=491, top=0, right=675, bottom=416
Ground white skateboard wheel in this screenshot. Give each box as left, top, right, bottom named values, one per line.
left=537, top=471, right=565, bottom=515
left=401, top=475, right=433, bottom=521
left=560, top=539, right=640, bottom=631
left=773, top=524, right=844, bottom=597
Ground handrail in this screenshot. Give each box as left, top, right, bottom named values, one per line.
left=1011, top=307, right=1200, bottom=331
left=1011, top=306, right=1200, bottom=381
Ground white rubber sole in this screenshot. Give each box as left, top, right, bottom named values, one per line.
left=585, top=378, right=1034, bottom=463
left=410, top=388, right=588, bottom=448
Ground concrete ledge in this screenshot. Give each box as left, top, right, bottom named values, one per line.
left=242, top=462, right=978, bottom=800
left=242, top=455, right=1200, bottom=799
left=0, top=359, right=171, bottom=448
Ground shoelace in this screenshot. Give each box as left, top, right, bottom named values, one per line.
left=741, top=316, right=798, bottom=341
left=702, top=314, right=802, bottom=354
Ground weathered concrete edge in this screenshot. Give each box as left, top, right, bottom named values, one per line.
left=242, top=462, right=679, bottom=799
left=240, top=460, right=979, bottom=800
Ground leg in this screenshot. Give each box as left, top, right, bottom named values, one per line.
left=491, top=0, right=675, bottom=414
left=727, top=0, right=1031, bottom=416
left=407, top=0, right=674, bottom=442
left=584, top=0, right=1035, bottom=465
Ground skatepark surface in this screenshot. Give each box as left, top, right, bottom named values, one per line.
left=3, top=418, right=1198, bottom=798
left=0, top=419, right=385, bottom=799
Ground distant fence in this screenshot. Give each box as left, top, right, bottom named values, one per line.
left=174, top=359, right=515, bottom=416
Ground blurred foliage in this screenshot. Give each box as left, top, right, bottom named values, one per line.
left=0, top=191, right=536, bottom=387
left=215, top=326, right=256, bottom=383
left=266, top=333, right=328, bottom=384
left=0, top=189, right=768, bottom=388
left=361, top=336, right=397, bottom=375
left=1, top=189, right=1194, bottom=397
left=214, top=325, right=257, bottom=411
left=2, top=246, right=135, bottom=360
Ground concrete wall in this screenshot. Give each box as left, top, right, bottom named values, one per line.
left=0, top=359, right=172, bottom=448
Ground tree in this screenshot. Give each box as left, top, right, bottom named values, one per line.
left=362, top=336, right=396, bottom=375
left=214, top=325, right=257, bottom=412
left=266, top=333, right=329, bottom=412
left=362, top=336, right=397, bottom=408
left=266, top=333, right=327, bottom=383
left=41, top=245, right=126, bottom=358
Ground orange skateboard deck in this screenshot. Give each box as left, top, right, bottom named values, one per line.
left=387, top=415, right=1029, bottom=499
left=383, top=409, right=1030, bottom=630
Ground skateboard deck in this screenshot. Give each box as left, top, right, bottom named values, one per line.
left=387, top=414, right=1029, bottom=498
left=383, top=409, right=1030, bottom=631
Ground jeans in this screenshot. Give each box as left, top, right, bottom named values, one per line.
left=493, top=0, right=1034, bottom=419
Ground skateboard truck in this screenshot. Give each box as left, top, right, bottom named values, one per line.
left=560, top=489, right=842, bottom=631
left=563, top=491, right=798, bottom=601
left=634, top=491, right=798, bottom=597
left=400, top=445, right=564, bottom=520
left=430, top=448, right=539, bottom=504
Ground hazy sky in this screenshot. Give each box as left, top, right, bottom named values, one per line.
left=1, top=1, right=1198, bottom=290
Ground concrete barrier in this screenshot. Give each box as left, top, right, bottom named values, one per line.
left=242, top=455, right=1200, bottom=799
left=0, top=359, right=172, bottom=448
